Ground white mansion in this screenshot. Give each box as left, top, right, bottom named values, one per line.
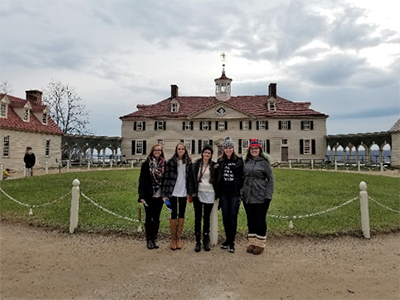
left=120, top=67, right=329, bottom=163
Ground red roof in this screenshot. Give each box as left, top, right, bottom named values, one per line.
left=120, top=94, right=328, bottom=120
left=0, top=93, right=63, bottom=135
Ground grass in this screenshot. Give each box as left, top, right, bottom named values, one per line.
left=0, top=169, right=399, bottom=238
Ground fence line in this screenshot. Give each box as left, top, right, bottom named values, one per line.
left=1, top=179, right=399, bottom=238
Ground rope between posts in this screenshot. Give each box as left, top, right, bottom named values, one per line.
left=369, top=196, right=400, bottom=214
left=267, top=197, right=359, bottom=220
left=0, top=188, right=71, bottom=208
left=80, top=192, right=141, bottom=223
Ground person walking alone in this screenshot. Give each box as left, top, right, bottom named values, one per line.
left=188, top=145, right=216, bottom=252
left=23, top=147, right=36, bottom=176
left=138, top=144, right=165, bottom=250
left=215, top=137, right=244, bottom=253
left=162, top=142, right=192, bottom=250
left=242, top=139, right=274, bottom=255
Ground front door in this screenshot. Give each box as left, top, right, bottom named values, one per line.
left=281, top=147, right=288, bottom=161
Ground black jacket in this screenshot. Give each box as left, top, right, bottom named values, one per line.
left=214, top=156, right=244, bottom=198
left=24, top=153, right=36, bottom=168
left=138, top=159, right=164, bottom=202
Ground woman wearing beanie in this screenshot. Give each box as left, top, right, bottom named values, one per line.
left=161, top=142, right=192, bottom=250
left=188, top=144, right=216, bottom=252
left=138, top=143, right=166, bottom=250
left=215, top=137, right=244, bottom=253
left=242, top=139, right=274, bottom=255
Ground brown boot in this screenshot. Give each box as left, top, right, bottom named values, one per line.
left=169, top=219, right=177, bottom=250
left=253, top=235, right=266, bottom=255
left=176, top=218, right=185, bottom=250
left=246, top=234, right=256, bottom=253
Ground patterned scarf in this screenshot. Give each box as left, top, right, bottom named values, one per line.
left=148, top=156, right=165, bottom=193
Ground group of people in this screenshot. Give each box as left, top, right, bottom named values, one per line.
left=138, top=137, right=274, bottom=255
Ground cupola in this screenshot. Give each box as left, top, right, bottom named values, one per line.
left=214, top=53, right=232, bottom=101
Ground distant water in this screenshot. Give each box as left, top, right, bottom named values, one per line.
left=326, top=149, right=391, bottom=164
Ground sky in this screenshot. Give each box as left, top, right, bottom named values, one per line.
left=0, top=0, right=399, bottom=136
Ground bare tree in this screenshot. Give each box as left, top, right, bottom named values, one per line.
left=0, top=81, right=13, bottom=94
left=43, top=80, right=91, bottom=135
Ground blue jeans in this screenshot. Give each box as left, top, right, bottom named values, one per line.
left=219, top=194, right=240, bottom=244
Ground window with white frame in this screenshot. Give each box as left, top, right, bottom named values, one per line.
left=242, top=121, right=250, bottom=130
left=3, top=136, right=10, bottom=157
left=258, top=121, right=267, bottom=130
left=202, top=121, right=210, bottom=130
left=301, top=120, right=313, bottom=130
left=136, top=140, right=144, bottom=154
left=45, top=139, right=50, bottom=156
left=135, top=121, right=144, bottom=131
left=303, top=139, right=311, bottom=154
left=23, top=108, right=30, bottom=122
left=259, top=140, right=267, bottom=152
left=0, top=103, right=7, bottom=118
left=184, top=121, right=192, bottom=130
left=268, top=102, right=276, bottom=111
left=157, top=139, right=164, bottom=145
left=156, top=121, right=164, bottom=130
left=241, top=139, right=250, bottom=154
left=218, top=121, right=225, bottom=131
left=282, top=139, right=288, bottom=145
left=184, top=140, right=192, bottom=153
left=171, top=103, right=178, bottom=112
left=280, top=120, right=290, bottom=130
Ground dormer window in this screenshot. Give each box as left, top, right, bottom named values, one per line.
left=42, top=112, right=48, bottom=124
left=268, top=102, right=276, bottom=111
left=171, top=103, right=178, bottom=112
left=23, top=107, right=30, bottom=122
left=0, top=103, right=7, bottom=118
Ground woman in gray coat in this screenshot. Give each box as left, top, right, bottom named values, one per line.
left=242, top=139, right=274, bottom=255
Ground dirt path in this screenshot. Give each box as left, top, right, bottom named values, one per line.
left=1, top=222, right=399, bottom=300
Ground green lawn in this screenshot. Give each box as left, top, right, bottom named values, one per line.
left=1, top=169, right=399, bottom=238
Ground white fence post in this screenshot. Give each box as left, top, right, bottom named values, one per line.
left=311, top=159, right=314, bottom=170
left=67, top=161, right=70, bottom=172
left=209, top=199, right=219, bottom=246
left=45, top=162, right=48, bottom=174
left=289, top=160, right=292, bottom=169
left=334, top=160, right=337, bottom=171
left=88, top=161, right=91, bottom=170
left=380, top=163, right=384, bottom=175
left=359, top=181, right=370, bottom=239
left=0, top=164, right=3, bottom=181
left=110, top=159, right=113, bottom=168
left=69, top=179, right=80, bottom=234
left=357, top=161, right=361, bottom=173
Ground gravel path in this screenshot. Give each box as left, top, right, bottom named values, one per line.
left=1, top=222, right=399, bottom=300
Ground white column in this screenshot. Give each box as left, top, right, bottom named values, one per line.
left=209, top=199, right=219, bottom=246
left=69, top=179, right=80, bottom=234
left=359, top=181, right=370, bottom=239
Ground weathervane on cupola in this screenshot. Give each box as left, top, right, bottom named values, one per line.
left=214, top=52, right=232, bottom=101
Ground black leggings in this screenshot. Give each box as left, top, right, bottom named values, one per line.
left=144, top=197, right=164, bottom=224
left=169, top=196, right=187, bottom=219
left=243, top=200, right=271, bottom=237
left=193, top=197, right=214, bottom=234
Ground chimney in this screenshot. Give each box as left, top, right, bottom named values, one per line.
left=268, top=83, right=277, bottom=98
left=26, top=90, right=43, bottom=105
left=171, top=84, right=178, bottom=99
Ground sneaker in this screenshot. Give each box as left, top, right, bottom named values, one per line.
left=228, top=244, right=235, bottom=253
left=221, top=241, right=229, bottom=249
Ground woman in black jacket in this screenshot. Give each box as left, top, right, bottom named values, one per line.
left=161, top=142, right=192, bottom=250
left=138, top=143, right=165, bottom=250
left=215, top=137, right=244, bottom=253
left=188, top=144, right=216, bottom=252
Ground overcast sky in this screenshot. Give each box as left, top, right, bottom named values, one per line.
left=1, top=0, right=399, bottom=136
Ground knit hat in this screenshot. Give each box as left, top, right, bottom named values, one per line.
left=202, top=144, right=213, bottom=154
left=248, top=139, right=262, bottom=149
left=222, top=136, right=234, bottom=149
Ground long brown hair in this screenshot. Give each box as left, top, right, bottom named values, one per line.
left=174, top=142, right=192, bottom=164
